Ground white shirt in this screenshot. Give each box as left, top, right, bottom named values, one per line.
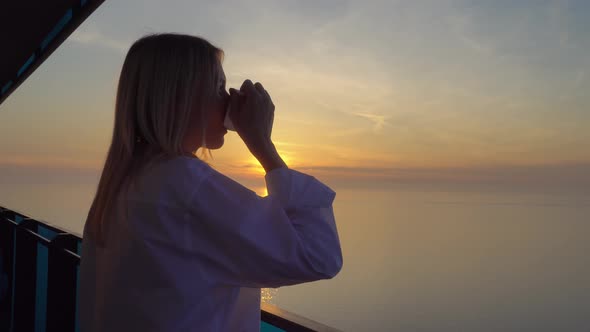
left=78, top=155, right=343, bottom=332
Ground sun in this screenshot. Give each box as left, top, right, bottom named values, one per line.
left=247, top=150, right=293, bottom=177
left=247, top=156, right=266, bottom=176
left=255, top=186, right=269, bottom=197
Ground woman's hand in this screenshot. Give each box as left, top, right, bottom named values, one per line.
left=229, top=80, right=286, bottom=172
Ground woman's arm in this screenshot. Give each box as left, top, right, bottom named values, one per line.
left=255, top=142, right=287, bottom=173
left=183, top=166, right=343, bottom=289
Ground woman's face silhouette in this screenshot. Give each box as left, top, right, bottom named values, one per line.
left=203, top=65, right=229, bottom=149
left=183, top=64, right=229, bottom=152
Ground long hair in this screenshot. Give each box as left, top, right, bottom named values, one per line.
left=86, top=33, right=224, bottom=248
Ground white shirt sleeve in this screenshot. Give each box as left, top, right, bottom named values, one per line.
left=185, top=166, right=343, bottom=289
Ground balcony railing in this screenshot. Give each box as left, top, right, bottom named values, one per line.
left=0, top=206, right=340, bottom=332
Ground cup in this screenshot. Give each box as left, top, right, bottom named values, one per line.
left=224, top=103, right=235, bottom=131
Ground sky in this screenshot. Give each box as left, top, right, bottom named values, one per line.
left=1, top=0, right=589, bottom=193
left=2, top=3, right=590, bottom=330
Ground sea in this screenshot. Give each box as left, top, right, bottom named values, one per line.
left=1, top=168, right=589, bottom=331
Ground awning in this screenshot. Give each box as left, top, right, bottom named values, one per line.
left=0, top=0, right=106, bottom=105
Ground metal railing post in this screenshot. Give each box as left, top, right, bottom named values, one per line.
left=0, top=209, right=17, bottom=332
left=13, top=218, right=39, bottom=332
left=46, top=233, right=80, bottom=332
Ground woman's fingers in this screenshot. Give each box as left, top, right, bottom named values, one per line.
left=240, top=79, right=260, bottom=97
left=229, top=88, right=240, bottom=110
left=263, top=89, right=273, bottom=108
left=232, top=79, right=275, bottom=151
left=254, top=82, right=265, bottom=95
left=254, top=82, right=273, bottom=107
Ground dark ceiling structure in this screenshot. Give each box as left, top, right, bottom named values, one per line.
left=0, top=0, right=106, bottom=105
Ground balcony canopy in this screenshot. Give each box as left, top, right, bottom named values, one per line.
left=0, top=0, right=105, bottom=105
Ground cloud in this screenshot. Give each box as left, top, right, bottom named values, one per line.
left=446, top=11, right=496, bottom=57
left=297, top=163, right=590, bottom=194
left=348, top=112, right=391, bottom=132
left=575, top=69, right=586, bottom=86
left=0, top=155, right=101, bottom=172
left=69, top=23, right=129, bottom=53
left=326, top=127, right=368, bottom=138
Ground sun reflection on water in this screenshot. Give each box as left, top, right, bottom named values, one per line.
left=261, top=288, right=278, bottom=304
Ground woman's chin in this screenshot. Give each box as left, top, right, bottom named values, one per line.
left=207, top=138, right=224, bottom=150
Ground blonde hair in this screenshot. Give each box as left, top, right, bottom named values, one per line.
left=86, top=33, right=224, bottom=248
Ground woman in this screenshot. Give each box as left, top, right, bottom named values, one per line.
left=78, top=33, right=343, bottom=331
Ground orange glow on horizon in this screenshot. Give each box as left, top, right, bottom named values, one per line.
left=243, top=149, right=294, bottom=177
left=255, top=186, right=269, bottom=197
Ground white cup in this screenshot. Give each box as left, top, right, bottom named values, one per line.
left=224, top=103, right=235, bottom=131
